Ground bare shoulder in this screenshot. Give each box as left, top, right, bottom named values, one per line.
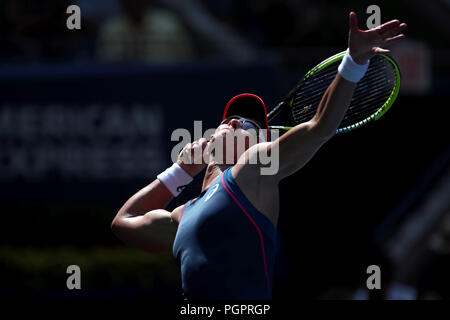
left=231, top=142, right=280, bottom=226
left=232, top=142, right=279, bottom=185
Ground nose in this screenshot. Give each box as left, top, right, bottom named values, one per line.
left=226, top=118, right=243, bottom=129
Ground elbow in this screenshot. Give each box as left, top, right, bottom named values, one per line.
left=111, top=206, right=132, bottom=237
left=111, top=218, right=131, bottom=246
left=111, top=215, right=125, bottom=238
left=111, top=219, right=120, bottom=237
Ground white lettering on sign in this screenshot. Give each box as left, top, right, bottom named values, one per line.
left=0, top=104, right=164, bottom=181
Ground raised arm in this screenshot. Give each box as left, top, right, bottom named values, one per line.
left=111, top=178, right=179, bottom=254
left=271, top=12, right=406, bottom=180
left=111, top=138, right=208, bottom=253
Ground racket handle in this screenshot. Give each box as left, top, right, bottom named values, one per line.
left=268, top=125, right=293, bottom=131
left=270, top=125, right=342, bottom=136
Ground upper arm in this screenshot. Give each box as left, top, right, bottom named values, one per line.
left=112, top=205, right=185, bottom=254
left=235, top=120, right=328, bottom=181
left=273, top=120, right=329, bottom=180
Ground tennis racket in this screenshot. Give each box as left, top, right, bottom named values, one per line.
left=268, top=51, right=401, bottom=135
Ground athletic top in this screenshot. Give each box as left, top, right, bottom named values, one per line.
left=172, top=167, right=277, bottom=300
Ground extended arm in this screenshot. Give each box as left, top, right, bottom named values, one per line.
left=272, top=73, right=356, bottom=179
left=270, top=12, right=406, bottom=180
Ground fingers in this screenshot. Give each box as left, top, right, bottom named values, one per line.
left=198, top=137, right=210, bottom=162
left=179, top=138, right=210, bottom=165
left=382, top=25, right=407, bottom=40
left=378, top=20, right=407, bottom=37
left=372, top=47, right=390, bottom=55
left=190, top=138, right=207, bottom=149
left=384, top=33, right=405, bottom=45
left=199, top=137, right=208, bottom=150
left=191, top=140, right=206, bottom=162
left=378, top=19, right=400, bottom=33
left=349, top=11, right=359, bottom=32
left=178, top=144, right=190, bottom=164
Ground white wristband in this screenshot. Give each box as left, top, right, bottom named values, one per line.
left=338, top=48, right=370, bottom=83
left=157, top=163, right=193, bottom=197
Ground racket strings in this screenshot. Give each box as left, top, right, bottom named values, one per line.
left=292, top=58, right=389, bottom=120
left=291, top=68, right=337, bottom=120
left=292, top=68, right=338, bottom=122
left=291, top=56, right=396, bottom=129
left=291, top=55, right=390, bottom=107
left=340, top=62, right=396, bottom=126
left=344, top=74, right=393, bottom=111
left=294, top=67, right=337, bottom=103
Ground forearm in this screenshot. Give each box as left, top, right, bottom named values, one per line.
left=273, top=73, right=358, bottom=179
left=115, top=179, right=174, bottom=220
left=111, top=145, right=204, bottom=251
left=311, top=73, right=357, bottom=138
left=113, top=161, right=196, bottom=221
left=111, top=180, right=178, bottom=253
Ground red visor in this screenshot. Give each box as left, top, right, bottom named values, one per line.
left=223, top=93, right=270, bottom=141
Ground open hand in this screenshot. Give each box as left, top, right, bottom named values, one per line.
left=348, top=12, right=407, bottom=64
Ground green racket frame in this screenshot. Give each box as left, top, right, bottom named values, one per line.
left=268, top=51, right=401, bottom=135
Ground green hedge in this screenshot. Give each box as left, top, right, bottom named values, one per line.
left=0, top=246, right=180, bottom=294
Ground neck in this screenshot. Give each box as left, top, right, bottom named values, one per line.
left=201, top=162, right=233, bottom=192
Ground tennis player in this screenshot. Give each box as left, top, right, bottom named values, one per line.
left=111, top=12, right=406, bottom=299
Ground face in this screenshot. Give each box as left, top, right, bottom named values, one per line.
left=208, top=116, right=264, bottom=165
